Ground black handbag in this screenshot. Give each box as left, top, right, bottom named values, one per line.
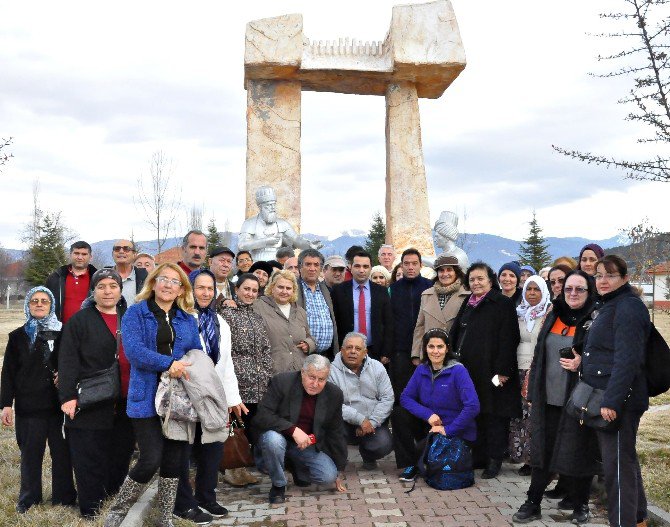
left=76, top=315, right=121, bottom=410
left=565, top=380, right=619, bottom=432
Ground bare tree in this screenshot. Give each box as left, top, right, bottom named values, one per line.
left=620, top=217, right=670, bottom=282
left=0, top=137, right=13, bottom=172
left=135, top=151, right=182, bottom=254
left=553, top=0, right=670, bottom=182
left=185, top=203, right=204, bottom=232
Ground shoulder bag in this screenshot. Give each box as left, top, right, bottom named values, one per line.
left=565, top=379, right=619, bottom=432
left=76, top=314, right=121, bottom=410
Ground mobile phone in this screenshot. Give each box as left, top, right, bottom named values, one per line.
left=308, top=434, right=316, bottom=445
left=559, top=347, right=574, bottom=360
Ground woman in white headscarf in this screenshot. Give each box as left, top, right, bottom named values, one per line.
left=509, top=275, right=550, bottom=473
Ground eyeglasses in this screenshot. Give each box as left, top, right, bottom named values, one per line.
left=237, top=258, right=252, bottom=263
left=594, top=273, right=620, bottom=281
left=29, top=298, right=52, bottom=305
left=549, top=278, right=565, bottom=285
left=113, top=245, right=134, bottom=252
left=564, top=286, right=588, bottom=294
left=156, top=276, right=182, bottom=287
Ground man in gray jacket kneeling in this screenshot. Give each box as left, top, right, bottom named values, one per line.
left=328, top=332, right=395, bottom=470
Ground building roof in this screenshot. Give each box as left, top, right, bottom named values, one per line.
left=154, top=246, right=182, bottom=265
left=3, top=260, right=26, bottom=278
left=647, top=261, right=670, bottom=275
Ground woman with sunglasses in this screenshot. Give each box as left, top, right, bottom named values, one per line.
left=104, top=263, right=201, bottom=527
left=513, top=270, right=598, bottom=524
left=1, top=287, right=76, bottom=514
left=547, top=264, right=572, bottom=300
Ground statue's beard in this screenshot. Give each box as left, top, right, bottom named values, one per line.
left=261, top=211, right=277, bottom=224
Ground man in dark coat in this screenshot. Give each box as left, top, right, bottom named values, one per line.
left=331, top=251, right=392, bottom=362
left=252, top=355, right=347, bottom=504
left=45, top=240, right=97, bottom=322
left=388, top=248, right=432, bottom=396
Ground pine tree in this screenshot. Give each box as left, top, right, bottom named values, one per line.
left=24, top=212, right=68, bottom=286
left=364, top=212, right=386, bottom=265
left=518, top=212, right=551, bottom=272
left=206, top=217, right=222, bottom=248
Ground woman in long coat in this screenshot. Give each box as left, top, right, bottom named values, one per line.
left=513, top=270, right=599, bottom=524
left=449, top=262, right=521, bottom=479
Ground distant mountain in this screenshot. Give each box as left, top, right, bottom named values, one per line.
left=3, top=232, right=624, bottom=271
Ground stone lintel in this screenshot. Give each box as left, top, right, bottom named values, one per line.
left=244, top=0, right=466, bottom=99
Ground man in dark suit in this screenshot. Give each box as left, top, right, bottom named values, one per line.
left=331, top=251, right=392, bottom=364
left=253, top=355, right=348, bottom=504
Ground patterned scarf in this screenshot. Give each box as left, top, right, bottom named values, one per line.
left=516, top=276, right=550, bottom=332
left=24, top=286, right=62, bottom=345
left=189, top=269, right=220, bottom=364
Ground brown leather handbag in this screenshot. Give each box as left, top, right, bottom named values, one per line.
left=219, top=418, right=255, bottom=470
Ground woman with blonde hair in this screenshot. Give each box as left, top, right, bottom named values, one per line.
left=104, top=263, right=202, bottom=527
left=253, top=270, right=316, bottom=374
left=370, top=265, right=391, bottom=288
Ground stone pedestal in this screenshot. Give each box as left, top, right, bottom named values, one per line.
left=385, top=81, right=434, bottom=257
left=246, top=79, right=302, bottom=231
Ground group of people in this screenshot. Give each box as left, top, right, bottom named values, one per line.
left=0, top=231, right=653, bottom=527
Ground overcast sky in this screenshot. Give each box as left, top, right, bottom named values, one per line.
left=2, top=0, right=669, bottom=250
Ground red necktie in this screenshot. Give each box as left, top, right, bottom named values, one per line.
left=358, top=285, right=367, bottom=336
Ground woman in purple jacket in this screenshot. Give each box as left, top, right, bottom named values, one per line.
left=391, top=328, right=480, bottom=482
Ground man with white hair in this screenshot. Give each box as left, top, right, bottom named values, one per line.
left=238, top=185, right=322, bottom=262
left=377, top=244, right=396, bottom=273
left=252, top=355, right=347, bottom=504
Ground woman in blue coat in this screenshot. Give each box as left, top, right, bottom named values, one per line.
left=104, top=263, right=201, bottom=527
left=391, top=328, right=480, bottom=482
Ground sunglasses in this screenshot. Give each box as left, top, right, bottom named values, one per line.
left=29, top=298, right=52, bottom=305
left=113, top=245, right=134, bottom=252
left=564, top=286, right=588, bottom=294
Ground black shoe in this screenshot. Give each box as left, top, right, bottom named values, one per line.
left=398, top=466, right=418, bottom=482
left=269, top=485, right=286, bottom=504
left=289, top=466, right=311, bottom=487
left=557, top=496, right=575, bottom=510
left=544, top=487, right=567, bottom=499
left=361, top=460, right=378, bottom=471
left=199, top=502, right=228, bottom=518
left=174, top=507, right=213, bottom=525
left=517, top=464, right=532, bottom=476
left=481, top=459, right=502, bottom=479
left=512, top=501, right=541, bottom=523
left=570, top=504, right=590, bottom=525
left=16, top=503, right=28, bottom=514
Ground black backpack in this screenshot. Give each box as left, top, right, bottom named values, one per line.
left=646, top=324, right=670, bottom=397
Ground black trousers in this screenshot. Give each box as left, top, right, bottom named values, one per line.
left=472, top=413, right=510, bottom=466
left=175, top=423, right=224, bottom=512
left=390, top=353, right=415, bottom=400
left=67, top=427, right=113, bottom=517
left=527, top=404, right=591, bottom=506
left=345, top=421, right=394, bottom=463
left=391, top=406, right=430, bottom=469
left=597, top=410, right=647, bottom=527
left=106, top=401, right=136, bottom=496
left=15, top=413, right=76, bottom=509
left=129, top=416, right=187, bottom=483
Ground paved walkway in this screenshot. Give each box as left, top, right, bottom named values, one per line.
left=203, top=448, right=608, bottom=527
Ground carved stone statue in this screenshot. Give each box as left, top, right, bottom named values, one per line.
left=433, top=211, right=469, bottom=272
left=238, top=186, right=322, bottom=262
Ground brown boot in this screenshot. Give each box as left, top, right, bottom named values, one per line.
left=238, top=467, right=260, bottom=485
left=224, top=468, right=249, bottom=487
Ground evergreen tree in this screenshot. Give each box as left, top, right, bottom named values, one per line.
left=24, top=212, right=67, bottom=286
left=206, top=217, right=222, bottom=248
left=364, top=212, right=386, bottom=265
left=518, top=212, right=551, bottom=272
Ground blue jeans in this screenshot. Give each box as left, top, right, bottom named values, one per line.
left=258, top=430, right=338, bottom=488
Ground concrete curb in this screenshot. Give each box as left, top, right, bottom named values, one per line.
left=119, top=478, right=157, bottom=527
left=649, top=503, right=670, bottom=526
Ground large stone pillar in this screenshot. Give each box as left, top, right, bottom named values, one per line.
left=246, top=79, right=302, bottom=231
left=385, top=81, right=434, bottom=257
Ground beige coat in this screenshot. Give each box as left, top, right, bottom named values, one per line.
left=253, top=295, right=316, bottom=374
left=411, top=284, right=469, bottom=359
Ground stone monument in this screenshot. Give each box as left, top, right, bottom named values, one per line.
left=244, top=0, right=466, bottom=258
left=238, top=185, right=323, bottom=262
left=433, top=210, right=469, bottom=272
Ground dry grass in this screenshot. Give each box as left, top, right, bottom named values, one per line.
left=639, top=408, right=670, bottom=512
left=0, top=308, right=23, bottom=358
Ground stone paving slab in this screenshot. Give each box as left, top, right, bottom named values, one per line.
left=200, top=447, right=610, bottom=527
